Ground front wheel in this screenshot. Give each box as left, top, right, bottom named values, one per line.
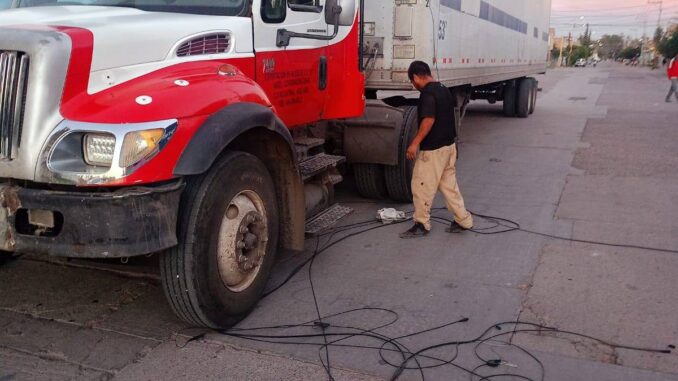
left=161, top=151, right=279, bottom=329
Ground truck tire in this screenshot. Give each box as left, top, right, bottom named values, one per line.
left=384, top=106, right=417, bottom=202
left=529, top=78, right=538, bottom=115
left=0, top=251, right=16, bottom=266
left=354, top=163, right=388, bottom=199
left=502, top=80, right=517, bottom=117
left=516, top=78, right=531, bottom=118
left=161, top=151, right=279, bottom=329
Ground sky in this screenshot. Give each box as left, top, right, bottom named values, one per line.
left=551, top=0, right=678, bottom=38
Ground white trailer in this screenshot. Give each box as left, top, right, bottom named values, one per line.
left=363, top=0, right=551, bottom=92
left=346, top=0, right=552, bottom=200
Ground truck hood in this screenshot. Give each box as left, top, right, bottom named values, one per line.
left=0, top=6, right=252, bottom=71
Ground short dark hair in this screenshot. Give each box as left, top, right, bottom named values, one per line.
left=408, top=61, right=432, bottom=81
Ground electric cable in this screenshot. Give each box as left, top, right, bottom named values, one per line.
left=196, top=203, right=675, bottom=381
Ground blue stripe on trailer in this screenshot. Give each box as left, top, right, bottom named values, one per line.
left=440, top=0, right=461, bottom=11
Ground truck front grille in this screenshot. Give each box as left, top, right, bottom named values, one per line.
left=0, top=51, right=30, bottom=160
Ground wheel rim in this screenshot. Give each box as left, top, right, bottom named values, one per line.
left=217, top=190, right=268, bottom=293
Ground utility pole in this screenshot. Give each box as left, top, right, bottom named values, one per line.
left=649, top=0, right=663, bottom=30
left=648, top=0, right=664, bottom=69
left=640, top=17, right=647, bottom=65
left=567, top=31, right=573, bottom=66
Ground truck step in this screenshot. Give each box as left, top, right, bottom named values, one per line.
left=294, top=137, right=325, bottom=161
left=305, top=203, right=353, bottom=235
left=299, top=153, right=345, bottom=180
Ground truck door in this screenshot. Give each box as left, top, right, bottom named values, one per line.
left=253, top=0, right=329, bottom=128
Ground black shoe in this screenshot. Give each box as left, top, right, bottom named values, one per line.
left=446, top=221, right=472, bottom=233
left=400, top=223, right=430, bottom=239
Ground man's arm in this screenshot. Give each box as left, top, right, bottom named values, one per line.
left=407, top=117, right=434, bottom=160
left=406, top=92, right=436, bottom=160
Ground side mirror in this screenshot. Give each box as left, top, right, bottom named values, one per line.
left=325, top=0, right=356, bottom=27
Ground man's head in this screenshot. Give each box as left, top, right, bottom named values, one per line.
left=408, top=61, right=433, bottom=90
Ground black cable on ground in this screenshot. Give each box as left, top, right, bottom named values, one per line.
left=210, top=205, right=674, bottom=381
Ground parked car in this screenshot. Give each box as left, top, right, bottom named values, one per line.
left=575, top=58, right=587, bottom=67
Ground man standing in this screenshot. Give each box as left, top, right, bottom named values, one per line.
left=666, top=53, right=678, bottom=103
left=400, top=61, right=473, bottom=239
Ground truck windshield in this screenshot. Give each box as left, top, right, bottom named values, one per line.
left=15, top=0, right=249, bottom=16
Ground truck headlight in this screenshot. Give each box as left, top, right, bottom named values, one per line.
left=46, top=119, right=177, bottom=185
left=120, top=129, right=164, bottom=168
left=83, top=133, right=116, bottom=167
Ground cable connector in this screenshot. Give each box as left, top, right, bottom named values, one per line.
left=313, top=321, right=330, bottom=330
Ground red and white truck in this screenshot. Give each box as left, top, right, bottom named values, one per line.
left=0, top=0, right=551, bottom=328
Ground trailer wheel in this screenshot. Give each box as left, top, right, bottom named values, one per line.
left=161, top=151, right=279, bottom=329
left=354, top=163, right=388, bottom=199
left=502, top=80, right=517, bottom=117
left=384, top=106, right=418, bottom=202
left=516, top=78, right=531, bottom=118
left=529, top=79, right=538, bottom=115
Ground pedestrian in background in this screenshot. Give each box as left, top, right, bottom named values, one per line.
left=666, top=54, right=678, bottom=103
left=400, top=61, right=473, bottom=239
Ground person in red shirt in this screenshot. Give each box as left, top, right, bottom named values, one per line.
left=666, top=53, right=678, bottom=103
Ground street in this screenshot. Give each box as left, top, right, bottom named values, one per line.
left=1, top=63, right=677, bottom=380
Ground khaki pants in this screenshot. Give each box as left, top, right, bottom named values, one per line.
left=412, top=144, right=473, bottom=231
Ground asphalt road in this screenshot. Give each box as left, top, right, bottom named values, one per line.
left=1, top=63, right=677, bottom=381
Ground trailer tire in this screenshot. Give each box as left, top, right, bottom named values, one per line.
left=161, top=151, right=279, bottom=329
left=529, top=79, right=538, bottom=115
left=384, top=106, right=418, bottom=202
left=516, top=78, right=531, bottom=118
left=354, top=163, right=388, bottom=199
left=502, top=80, right=517, bottom=117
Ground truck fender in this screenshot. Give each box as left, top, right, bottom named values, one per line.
left=174, top=102, right=295, bottom=175
left=173, top=102, right=305, bottom=252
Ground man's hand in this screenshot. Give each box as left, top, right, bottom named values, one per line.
left=406, top=143, right=419, bottom=161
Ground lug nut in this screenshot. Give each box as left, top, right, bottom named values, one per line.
left=236, top=241, right=245, bottom=249
left=240, top=226, right=249, bottom=234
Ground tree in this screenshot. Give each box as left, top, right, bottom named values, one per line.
left=598, top=34, right=624, bottom=59
left=578, top=24, right=592, bottom=47
left=619, top=46, right=641, bottom=60
left=653, top=27, right=664, bottom=47
left=568, top=45, right=592, bottom=66
left=550, top=47, right=561, bottom=61
left=657, top=28, right=678, bottom=59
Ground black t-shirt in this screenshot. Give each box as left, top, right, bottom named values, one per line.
left=417, top=82, right=457, bottom=151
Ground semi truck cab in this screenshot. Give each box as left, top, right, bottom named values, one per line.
left=0, top=0, right=363, bottom=328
